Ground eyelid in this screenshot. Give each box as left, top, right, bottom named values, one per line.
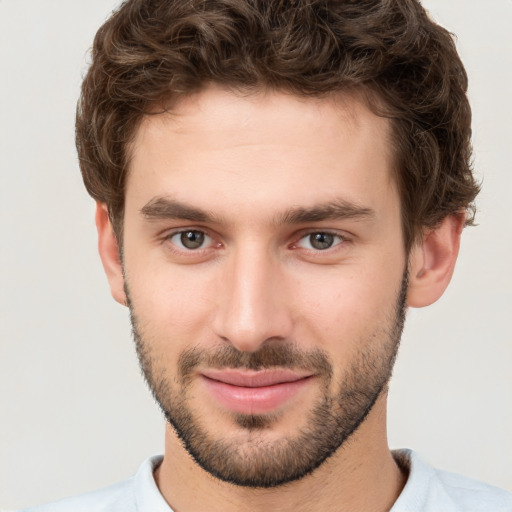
left=162, top=227, right=220, bottom=251
left=296, top=228, right=347, bottom=240
left=291, top=229, right=350, bottom=251
left=159, top=226, right=351, bottom=254
left=162, top=225, right=210, bottom=239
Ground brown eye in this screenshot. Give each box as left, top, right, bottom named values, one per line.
left=172, top=230, right=207, bottom=249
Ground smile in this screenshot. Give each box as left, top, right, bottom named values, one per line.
left=199, top=369, right=315, bottom=415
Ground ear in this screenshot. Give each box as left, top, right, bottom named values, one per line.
left=95, top=202, right=127, bottom=306
left=407, top=214, right=465, bottom=308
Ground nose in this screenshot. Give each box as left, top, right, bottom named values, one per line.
left=212, top=244, right=293, bottom=352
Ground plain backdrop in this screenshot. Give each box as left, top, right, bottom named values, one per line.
left=0, top=1, right=511, bottom=509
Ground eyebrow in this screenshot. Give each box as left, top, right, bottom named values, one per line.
left=276, top=200, right=375, bottom=224
left=140, top=197, right=375, bottom=225
left=141, top=197, right=222, bottom=223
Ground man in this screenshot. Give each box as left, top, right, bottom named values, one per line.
left=20, top=0, right=512, bottom=511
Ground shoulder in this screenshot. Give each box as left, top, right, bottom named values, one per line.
left=392, top=449, right=512, bottom=512
left=18, top=455, right=169, bottom=512
left=434, top=466, right=512, bottom=511
left=18, top=478, right=135, bottom=512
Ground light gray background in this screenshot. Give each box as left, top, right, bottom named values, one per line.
left=0, top=1, right=511, bottom=509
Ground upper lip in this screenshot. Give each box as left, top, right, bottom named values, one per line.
left=199, top=369, right=313, bottom=388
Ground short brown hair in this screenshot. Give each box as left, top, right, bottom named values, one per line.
left=76, top=0, right=479, bottom=250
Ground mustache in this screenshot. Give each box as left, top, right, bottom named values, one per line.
left=178, top=342, right=333, bottom=383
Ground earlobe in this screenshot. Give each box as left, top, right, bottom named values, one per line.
left=407, top=214, right=465, bottom=308
left=95, top=202, right=127, bottom=306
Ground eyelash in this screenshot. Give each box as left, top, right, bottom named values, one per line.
left=164, top=230, right=218, bottom=252
left=292, top=231, right=347, bottom=252
left=163, top=228, right=349, bottom=255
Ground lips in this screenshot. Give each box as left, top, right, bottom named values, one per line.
left=199, top=369, right=314, bottom=415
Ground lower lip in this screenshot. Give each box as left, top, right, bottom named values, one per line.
left=200, top=376, right=313, bottom=415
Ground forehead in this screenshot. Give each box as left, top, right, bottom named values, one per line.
left=126, top=86, right=396, bottom=222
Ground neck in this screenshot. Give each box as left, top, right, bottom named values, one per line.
left=154, top=394, right=406, bottom=512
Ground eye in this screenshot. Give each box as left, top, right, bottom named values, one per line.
left=296, top=232, right=344, bottom=250
left=169, top=230, right=211, bottom=250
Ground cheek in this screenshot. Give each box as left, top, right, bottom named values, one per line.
left=289, top=263, right=404, bottom=356
left=125, top=261, right=217, bottom=354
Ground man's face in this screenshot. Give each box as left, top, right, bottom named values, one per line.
left=122, top=87, right=407, bottom=487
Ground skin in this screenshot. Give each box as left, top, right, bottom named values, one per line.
left=96, top=85, right=464, bottom=512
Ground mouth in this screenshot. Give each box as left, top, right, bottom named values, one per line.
left=198, top=369, right=315, bottom=415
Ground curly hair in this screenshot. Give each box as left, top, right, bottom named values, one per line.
left=76, top=0, right=479, bottom=251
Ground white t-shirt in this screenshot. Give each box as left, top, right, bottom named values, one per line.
left=19, top=450, right=512, bottom=512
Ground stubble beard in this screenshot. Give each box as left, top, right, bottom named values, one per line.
left=126, top=270, right=408, bottom=488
